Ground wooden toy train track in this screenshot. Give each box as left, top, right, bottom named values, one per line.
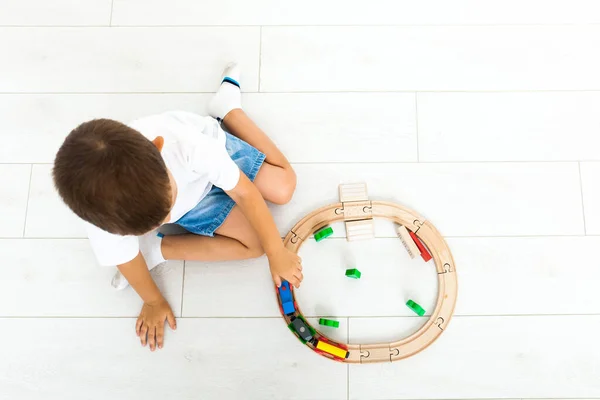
left=276, top=183, right=458, bottom=363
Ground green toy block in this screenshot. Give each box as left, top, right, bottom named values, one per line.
left=406, top=299, right=426, bottom=316
left=314, top=226, right=334, bottom=242
left=345, top=268, right=361, bottom=279
left=319, top=318, right=340, bottom=328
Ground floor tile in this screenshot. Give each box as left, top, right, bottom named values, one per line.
left=244, top=93, right=417, bottom=163
left=349, top=316, right=600, bottom=399
left=0, top=93, right=413, bottom=164
left=275, top=163, right=584, bottom=237
left=0, top=239, right=183, bottom=317
left=580, top=162, right=600, bottom=234
left=112, top=0, right=600, bottom=26
left=0, top=94, right=210, bottom=163
left=0, top=318, right=347, bottom=400
left=0, top=164, right=31, bottom=238
left=261, top=26, right=600, bottom=91
left=0, top=27, right=259, bottom=92
left=418, top=92, right=600, bottom=162
left=1, top=0, right=112, bottom=26
left=25, top=164, right=85, bottom=237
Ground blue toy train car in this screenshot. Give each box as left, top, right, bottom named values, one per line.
left=278, top=280, right=296, bottom=315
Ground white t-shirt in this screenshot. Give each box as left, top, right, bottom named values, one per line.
left=84, top=111, right=241, bottom=266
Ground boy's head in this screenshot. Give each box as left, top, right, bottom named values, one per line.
left=53, top=118, right=173, bottom=236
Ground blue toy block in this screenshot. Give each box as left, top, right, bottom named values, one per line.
left=282, top=301, right=295, bottom=315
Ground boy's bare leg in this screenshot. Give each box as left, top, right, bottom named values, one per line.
left=161, top=65, right=296, bottom=262
left=161, top=206, right=262, bottom=261
left=222, top=109, right=290, bottom=170
left=222, top=109, right=296, bottom=205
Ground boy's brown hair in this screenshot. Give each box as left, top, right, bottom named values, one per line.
left=53, top=119, right=172, bottom=236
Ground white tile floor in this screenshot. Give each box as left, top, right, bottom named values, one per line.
left=2, top=1, right=600, bottom=399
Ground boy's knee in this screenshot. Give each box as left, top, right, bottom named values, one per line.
left=247, top=245, right=265, bottom=259
left=270, top=168, right=296, bottom=205
left=240, top=234, right=265, bottom=258
left=244, top=239, right=265, bottom=258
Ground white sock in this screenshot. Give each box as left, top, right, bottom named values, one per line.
left=111, top=230, right=166, bottom=290
left=208, top=62, right=242, bottom=121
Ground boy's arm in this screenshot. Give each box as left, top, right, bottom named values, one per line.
left=226, top=173, right=303, bottom=287
left=118, top=252, right=176, bottom=351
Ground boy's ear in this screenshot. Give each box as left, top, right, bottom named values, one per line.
left=152, top=136, right=165, bottom=151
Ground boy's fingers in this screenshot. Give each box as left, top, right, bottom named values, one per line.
left=140, top=325, right=148, bottom=346
left=291, top=277, right=301, bottom=288
left=157, top=322, right=165, bottom=349
left=167, top=310, right=177, bottom=331
left=273, top=275, right=282, bottom=288
left=149, top=326, right=156, bottom=351
left=135, top=318, right=143, bottom=336
left=294, top=271, right=304, bottom=282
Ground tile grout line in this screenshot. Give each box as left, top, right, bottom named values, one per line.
left=21, top=165, right=34, bottom=237
left=2, top=233, right=600, bottom=240
left=414, top=92, right=420, bottom=162
left=7, top=89, right=600, bottom=94
left=258, top=26, right=263, bottom=92
left=4, top=160, right=600, bottom=166
left=578, top=162, right=588, bottom=235
left=109, top=0, right=115, bottom=27
left=2, top=313, right=600, bottom=319
left=4, top=23, right=600, bottom=28
left=180, top=261, right=186, bottom=317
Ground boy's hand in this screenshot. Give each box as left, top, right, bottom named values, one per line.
left=268, top=246, right=303, bottom=288
left=136, top=299, right=177, bottom=351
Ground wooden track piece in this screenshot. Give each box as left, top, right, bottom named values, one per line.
left=345, top=219, right=375, bottom=241
left=397, top=225, right=419, bottom=259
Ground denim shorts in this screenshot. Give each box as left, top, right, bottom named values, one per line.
left=174, top=132, right=266, bottom=236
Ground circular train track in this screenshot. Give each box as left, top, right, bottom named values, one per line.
left=275, top=192, right=458, bottom=364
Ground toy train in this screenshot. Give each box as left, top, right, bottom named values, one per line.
left=278, top=280, right=296, bottom=315
left=277, top=280, right=349, bottom=361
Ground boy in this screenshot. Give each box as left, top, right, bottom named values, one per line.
left=52, top=64, right=303, bottom=351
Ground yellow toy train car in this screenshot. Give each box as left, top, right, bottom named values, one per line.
left=315, top=339, right=349, bottom=360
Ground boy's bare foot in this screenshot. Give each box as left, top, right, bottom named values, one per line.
left=208, top=62, right=242, bottom=121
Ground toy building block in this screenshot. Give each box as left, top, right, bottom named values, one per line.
left=345, top=219, right=374, bottom=241
left=409, top=231, right=432, bottom=262
left=406, top=299, right=426, bottom=316
left=345, top=268, right=362, bottom=279
left=314, top=226, right=334, bottom=242
left=339, top=183, right=369, bottom=203
left=397, top=225, right=419, bottom=259
left=319, top=318, right=340, bottom=328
